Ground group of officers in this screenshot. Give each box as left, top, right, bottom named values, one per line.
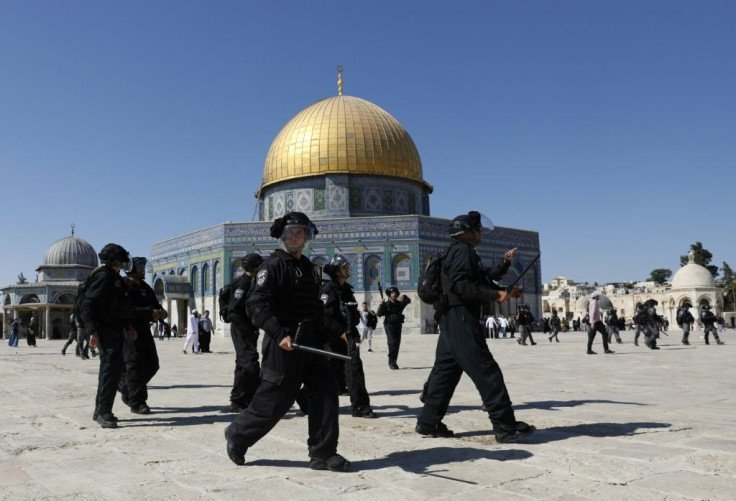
left=75, top=209, right=729, bottom=472
left=77, top=209, right=534, bottom=473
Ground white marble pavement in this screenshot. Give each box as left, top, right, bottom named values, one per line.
left=1, top=327, right=734, bottom=500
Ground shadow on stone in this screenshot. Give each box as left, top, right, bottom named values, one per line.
left=149, top=384, right=231, bottom=389
left=354, top=446, right=533, bottom=482
left=515, top=399, right=648, bottom=411
left=370, top=389, right=421, bottom=397
left=525, top=421, right=672, bottom=444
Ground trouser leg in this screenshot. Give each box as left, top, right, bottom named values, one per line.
left=303, top=359, right=340, bottom=459
left=230, top=324, right=260, bottom=407
left=682, top=323, right=690, bottom=343
left=385, top=323, right=401, bottom=364
left=418, top=329, right=463, bottom=426
left=345, top=348, right=371, bottom=413
left=96, top=336, right=124, bottom=415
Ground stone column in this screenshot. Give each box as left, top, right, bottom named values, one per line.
left=45, top=306, right=51, bottom=340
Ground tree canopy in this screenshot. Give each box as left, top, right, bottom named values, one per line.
left=680, top=242, right=718, bottom=277
left=17, top=272, right=28, bottom=284
left=649, top=268, right=672, bottom=285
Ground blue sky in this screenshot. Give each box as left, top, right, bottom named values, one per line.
left=1, top=0, right=734, bottom=288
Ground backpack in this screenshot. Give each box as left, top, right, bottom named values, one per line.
left=676, top=308, right=684, bottom=326
left=73, top=267, right=105, bottom=328
left=418, top=246, right=453, bottom=305
left=366, top=312, right=378, bottom=330
left=634, top=308, right=648, bottom=325
left=218, top=283, right=233, bottom=323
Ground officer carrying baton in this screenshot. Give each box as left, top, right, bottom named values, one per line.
left=292, top=321, right=351, bottom=361
left=505, top=253, right=541, bottom=292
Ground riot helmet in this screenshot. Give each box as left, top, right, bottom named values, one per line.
left=682, top=301, right=692, bottom=309
left=645, top=299, right=658, bottom=307
left=126, top=256, right=147, bottom=278
left=98, top=243, right=133, bottom=273
left=324, top=254, right=349, bottom=277
left=448, top=211, right=494, bottom=237
left=243, top=253, right=264, bottom=273
left=701, top=304, right=711, bottom=311
left=269, top=212, right=318, bottom=254
left=386, top=286, right=399, bottom=297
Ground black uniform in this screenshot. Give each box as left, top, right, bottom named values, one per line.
left=80, top=267, right=155, bottom=422
left=321, top=279, right=373, bottom=417
left=418, top=241, right=525, bottom=438
left=677, top=308, right=694, bottom=345
left=227, top=273, right=260, bottom=410
left=549, top=314, right=561, bottom=342
left=642, top=306, right=660, bottom=349
left=517, top=309, right=535, bottom=345
left=225, top=249, right=339, bottom=462
left=376, top=294, right=411, bottom=369
left=701, top=309, right=724, bottom=345
left=633, top=305, right=646, bottom=346
left=118, top=278, right=162, bottom=411
left=606, top=310, right=622, bottom=343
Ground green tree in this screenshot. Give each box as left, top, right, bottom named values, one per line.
left=721, top=262, right=736, bottom=310
left=16, top=272, right=28, bottom=284
left=680, top=242, right=718, bottom=277
left=649, top=268, right=672, bottom=285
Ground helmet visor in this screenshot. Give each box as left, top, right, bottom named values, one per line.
left=121, top=253, right=133, bottom=273
left=279, top=224, right=315, bottom=253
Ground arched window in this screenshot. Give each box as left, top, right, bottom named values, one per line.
left=55, top=293, right=76, bottom=305
left=364, top=255, right=382, bottom=289
left=213, top=261, right=220, bottom=290
left=20, top=294, right=40, bottom=304
left=153, top=279, right=164, bottom=298
left=392, top=253, right=411, bottom=287
left=203, top=264, right=211, bottom=295
left=191, top=266, right=199, bottom=294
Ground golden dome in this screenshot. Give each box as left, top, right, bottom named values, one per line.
left=261, top=95, right=428, bottom=190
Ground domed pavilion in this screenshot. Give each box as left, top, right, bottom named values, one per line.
left=150, top=72, right=542, bottom=336
left=2, top=227, right=98, bottom=340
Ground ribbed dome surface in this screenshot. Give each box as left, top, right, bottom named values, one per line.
left=671, top=263, right=715, bottom=288
left=261, top=95, right=424, bottom=189
left=43, top=235, right=98, bottom=268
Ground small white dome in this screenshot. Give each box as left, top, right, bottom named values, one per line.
left=672, top=263, right=715, bottom=288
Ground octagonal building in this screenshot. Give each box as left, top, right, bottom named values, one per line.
left=151, top=81, right=542, bottom=337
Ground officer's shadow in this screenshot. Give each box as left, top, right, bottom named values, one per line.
left=249, top=446, right=532, bottom=480
left=455, top=421, right=673, bottom=444
left=514, top=399, right=648, bottom=411
left=119, top=405, right=235, bottom=427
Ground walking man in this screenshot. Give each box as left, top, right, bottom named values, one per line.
left=416, top=210, right=535, bottom=443
left=587, top=292, right=614, bottom=355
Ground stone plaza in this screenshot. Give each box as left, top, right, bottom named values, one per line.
left=1, top=328, right=734, bottom=500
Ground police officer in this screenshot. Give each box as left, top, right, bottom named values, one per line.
left=642, top=299, right=661, bottom=350
left=376, top=286, right=411, bottom=370
left=633, top=302, right=646, bottom=346
left=701, top=305, right=725, bottom=345
left=416, top=211, right=535, bottom=443
left=224, top=212, right=349, bottom=471
left=606, top=308, right=622, bottom=344
left=119, top=257, right=165, bottom=414
left=548, top=310, right=561, bottom=342
left=82, top=244, right=166, bottom=428
left=677, top=301, right=695, bottom=345
left=516, top=304, right=536, bottom=345
left=227, top=253, right=264, bottom=413
left=321, top=254, right=376, bottom=419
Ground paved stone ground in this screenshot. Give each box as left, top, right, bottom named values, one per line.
left=1, top=328, right=735, bottom=500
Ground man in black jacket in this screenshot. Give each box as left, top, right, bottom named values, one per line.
left=83, top=244, right=166, bottom=428
left=676, top=302, right=695, bottom=345
left=224, top=212, right=349, bottom=471
left=377, top=286, right=411, bottom=370
left=119, top=257, right=165, bottom=415
left=321, top=254, right=376, bottom=418
left=416, top=211, right=535, bottom=443
left=227, top=253, right=264, bottom=413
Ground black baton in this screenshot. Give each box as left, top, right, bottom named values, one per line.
left=292, top=321, right=351, bottom=361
